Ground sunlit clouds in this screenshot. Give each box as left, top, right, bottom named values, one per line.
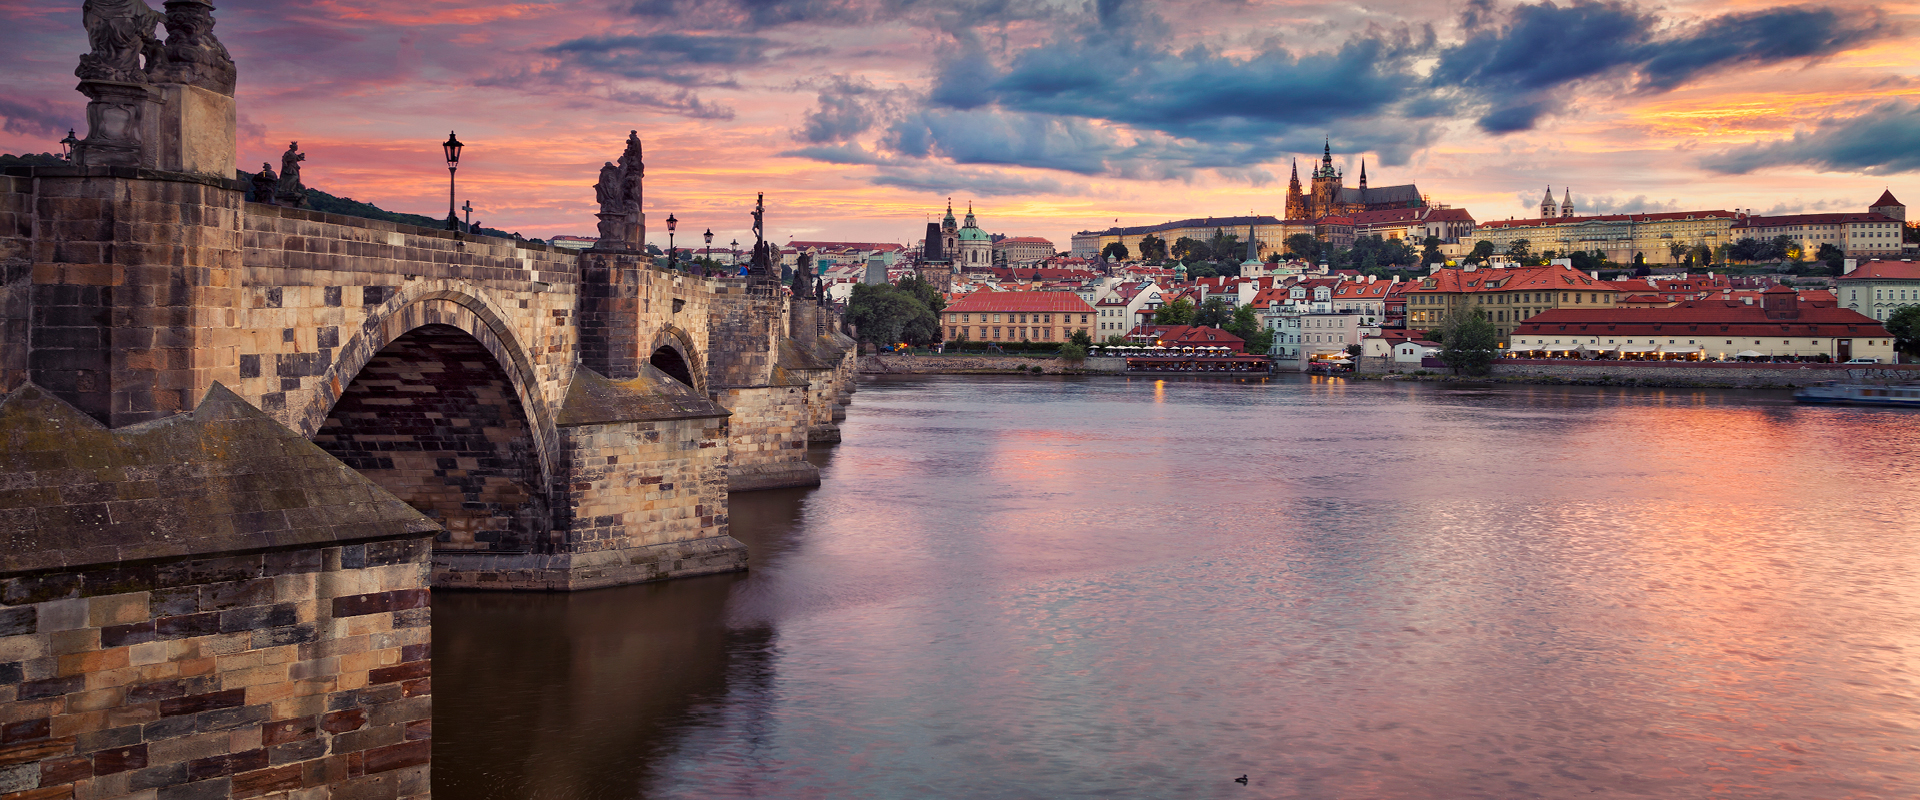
left=0, top=0, right=1913, bottom=245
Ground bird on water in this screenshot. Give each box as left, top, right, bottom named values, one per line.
left=1235, top=775, right=1249, bottom=785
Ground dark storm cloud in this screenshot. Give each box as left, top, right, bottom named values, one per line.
left=1434, top=1, right=1893, bottom=132
left=797, top=76, right=895, bottom=144
left=1640, top=6, right=1891, bottom=91
left=0, top=96, right=78, bottom=138
left=545, top=34, right=781, bottom=87
left=1701, top=101, right=1920, bottom=175
left=868, top=166, right=1082, bottom=197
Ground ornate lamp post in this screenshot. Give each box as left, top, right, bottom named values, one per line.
left=665, top=213, right=678, bottom=270
left=442, top=131, right=463, bottom=231
left=730, top=239, right=738, bottom=266
left=58, top=129, right=78, bottom=164
left=703, top=228, right=713, bottom=262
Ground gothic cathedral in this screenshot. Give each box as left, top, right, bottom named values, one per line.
left=1285, top=140, right=1427, bottom=221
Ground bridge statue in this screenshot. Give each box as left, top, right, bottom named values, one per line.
left=274, top=140, right=307, bottom=207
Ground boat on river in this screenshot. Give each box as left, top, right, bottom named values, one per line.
left=1793, top=382, right=1920, bottom=407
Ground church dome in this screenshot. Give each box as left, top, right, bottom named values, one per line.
left=958, top=226, right=989, bottom=241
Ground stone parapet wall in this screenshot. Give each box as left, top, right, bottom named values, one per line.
left=2, top=175, right=30, bottom=394
left=860, top=355, right=1127, bottom=374
left=237, top=203, right=580, bottom=440
left=0, top=540, right=433, bottom=800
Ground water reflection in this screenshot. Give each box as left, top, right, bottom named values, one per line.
left=436, top=376, right=1920, bottom=799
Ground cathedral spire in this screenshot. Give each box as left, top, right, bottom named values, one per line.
left=1359, top=159, right=1368, bottom=190
left=1561, top=187, right=1573, bottom=218
left=1541, top=185, right=1557, bottom=219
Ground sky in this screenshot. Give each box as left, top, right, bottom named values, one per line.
left=2, top=0, right=1917, bottom=250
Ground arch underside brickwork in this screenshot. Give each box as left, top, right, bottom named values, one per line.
left=312, top=324, right=552, bottom=553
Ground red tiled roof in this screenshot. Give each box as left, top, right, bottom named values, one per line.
left=945, top=291, right=1095, bottom=314
left=1837, top=260, right=1920, bottom=281
left=1872, top=190, right=1903, bottom=208
left=788, top=240, right=907, bottom=252
left=1409, top=265, right=1609, bottom=293
left=997, top=236, right=1055, bottom=244
left=1479, top=210, right=1736, bottom=229
left=1517, top=300, right=1887, bottom=338
left=1735, top=212, right=1897, bottom=228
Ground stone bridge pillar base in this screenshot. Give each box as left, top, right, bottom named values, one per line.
left=431, top=536, right=748, bottom=591
left=730, top=461, right=822, bottom=492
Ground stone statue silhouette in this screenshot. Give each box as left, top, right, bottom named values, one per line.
left=275, top=142, right=306, bottom=207
left=594, top=161, right=621, bottom=213
left=77, top=0, right=162, bottom=83
left=617, top=131, right=643, bottom=216
left=147, top=0, right=234, bottom=94
left=793, top=253, right=815, bottom=298
left=250, top=162, right=277, bottom=205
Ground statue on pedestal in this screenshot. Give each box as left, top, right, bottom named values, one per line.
left=147, top=0, right=234, bottom=95
left=792, top=253, right=815, bottom=299
left=274, top=142, right=306, bottom=207
left=77, top=0, right=162, bottom=84
left=249, top=162, right=277, bottom=204
left=589, top=132, right=646, bottom=250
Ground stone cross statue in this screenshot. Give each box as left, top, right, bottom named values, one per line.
left=274, top=142, right=306, bottom=207
left=77, top=0, right=163, bottom=84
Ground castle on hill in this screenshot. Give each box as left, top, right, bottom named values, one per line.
left=1285, top=141, right=1427, bottom=221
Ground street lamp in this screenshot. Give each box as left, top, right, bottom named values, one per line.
left=58, top=129, right=78, bottom=164
left=730, top=239, right=738, bottom=266
left=703, top=228, right=713, bottom=262
left=442, top=131, right=463, bottom=231
left=666, top=213, right=678, bottom=269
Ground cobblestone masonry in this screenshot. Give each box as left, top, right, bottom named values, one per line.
left=0, top=382, right=439, bottom=800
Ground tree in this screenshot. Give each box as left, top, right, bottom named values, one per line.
left=896, top=274, right=947, bottom=314
left=1101, top=241, right=1130, bottom=261
left=845, top=282, right=939, bottom=346
left=1286, top=233, right=1320, bottom=261
left=1689, top=244, right=1713, bottom=268
left=1154, top=298, right=1196, bottom=325
left=1069, top=328, right=1093, bottom=349
left=1505, top=239, right=1531, bottom=262
left=1668, top=242, right=1688, bottom=263
left=1101, top=334, right=1128, bottom=346
left=1186, top=263, right=1219, bottom=279
left=1194, top=297, right=1232, bottom=329
left=1171, top=236, right=1211, bottom=263
left=1138, top=234, right=1167, bottom=263
left=1439, top=308, right=1499, bottom=376
left=1225, top=305, right=1272, bottom=354
left=1886, top=306, right=1920, bottom=358
left=1421, top=235, right=1444, bottom=266
left=1469, top=240, right=1496, bottom=264
left=1815, top=242, right=1844, bottom=275
left=1345, top=343, right=1363, bottom=359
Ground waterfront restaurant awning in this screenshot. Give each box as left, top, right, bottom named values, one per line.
left=1735, top=349, right=1766, bottom=358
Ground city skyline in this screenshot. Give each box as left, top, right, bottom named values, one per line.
left=2, top=0, right=1914, bottom=247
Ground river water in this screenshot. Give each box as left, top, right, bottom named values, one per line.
left=434, top=375, right=1920, bottom=799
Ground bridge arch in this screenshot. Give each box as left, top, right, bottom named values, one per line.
left=646, top=324, right=706, bottom=394
left=303, top=288, right=563, bottom=553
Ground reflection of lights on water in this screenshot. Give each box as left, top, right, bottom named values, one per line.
left=1153, top=379, right=1165, bottom=403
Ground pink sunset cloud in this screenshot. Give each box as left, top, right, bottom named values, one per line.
left=2, top=0, right=1915, bottom=249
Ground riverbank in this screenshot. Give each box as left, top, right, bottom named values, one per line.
left=860, top=354, right=1127, bottom=374
left=1354, top=360, right=1920, bottom=389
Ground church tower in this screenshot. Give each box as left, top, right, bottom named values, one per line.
left=1286, top=159, right=1305, bottom=220
left=941, top=199, right=959, bottom=259
left=1358, top=160, right=1368, bottom=190
left=1540, top=186, right=1557, bottom=219
left=1561, top=187, right=1574, bottom=218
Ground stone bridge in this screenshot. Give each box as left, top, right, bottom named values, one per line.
left=2, top=164, right=856, bottom=592
left=0, top=5, right=867, bottom=797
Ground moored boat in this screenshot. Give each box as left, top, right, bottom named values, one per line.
left=1793, top=382, right=1920, bottom=407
